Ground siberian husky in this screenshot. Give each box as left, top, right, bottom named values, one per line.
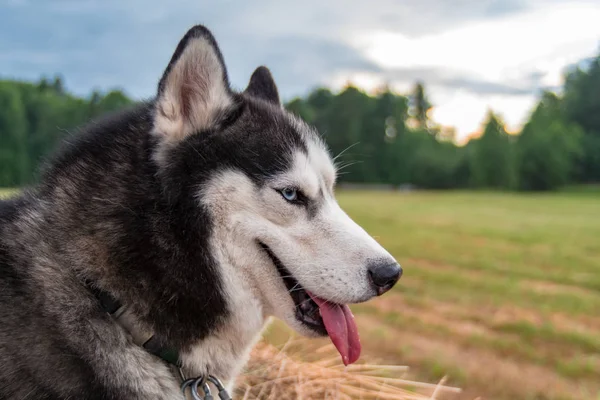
left=0, top=25, right=402, bottom=399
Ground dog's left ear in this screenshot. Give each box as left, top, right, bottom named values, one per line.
left=245, top=66, right=280, bottom=105
left=153, top=25, right=233, bottom=145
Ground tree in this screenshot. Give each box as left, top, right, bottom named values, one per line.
left=0, top=83, right=29, bottom=186
left=408, top=81, right=432, bottom=131
left=408, top=133, right=466, bottom=189
left=98, top=90, right=132, bottom=113
left=305, top=88, right=334, bottom=135
left=38, top=77, right=50, bottom=92
left=285, top=98, right=314, bottom=123
left=322, top=85, right=373, bottom=181
left=517, top=92, right=583, bottom=191
left=52, top=75, right=65, bottom=95
left=562, top=54, right=600, bottom=182
left=469, top=111, right=516, bottom=189
left=0, top=79, right=136, bottom=187
left=360, top=89, right=408, bottom=183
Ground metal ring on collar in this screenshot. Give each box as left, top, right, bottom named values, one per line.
left=207, top=375, right=232, bottom=400
left=192, top=377, right=212, bottom=400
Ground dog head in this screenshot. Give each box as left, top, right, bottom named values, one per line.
left=151, top=26, right=402, bottom=364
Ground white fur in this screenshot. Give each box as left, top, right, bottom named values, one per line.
left=193, top=127, right=396, bottom=382
left=180, top=234, right=267, bottom=390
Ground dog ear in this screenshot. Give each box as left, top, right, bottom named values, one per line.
left=245, top=66, right=280, bottom=105
left=153, top=25, right=233, bottom=144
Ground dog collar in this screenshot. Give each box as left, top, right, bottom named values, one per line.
left=84, top=280, right=180, bottom=366
left=85, top=281, right=234, bottom=399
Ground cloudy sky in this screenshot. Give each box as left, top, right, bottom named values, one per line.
left=1, top=0, right=599, bottom=141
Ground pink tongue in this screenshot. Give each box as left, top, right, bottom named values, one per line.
left=307, top=292, right=361, bottom=365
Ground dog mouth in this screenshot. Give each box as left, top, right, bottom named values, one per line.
left=259, top=242, right=361, bottom=365
left=259, top=242, right=327, bottom=335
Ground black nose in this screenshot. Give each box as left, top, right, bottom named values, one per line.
left=368, top=261, right=402, bottom=296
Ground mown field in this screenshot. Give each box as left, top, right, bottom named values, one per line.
left=340, top=191, right=600, bottom=399
left=2, top=188, right=599, bottom=399
left=265, top=190, right=600, bottom=400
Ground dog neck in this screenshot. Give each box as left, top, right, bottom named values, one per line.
left=180, top=251, right=269, bottom=386
left=84, top=258, right=268, bottom=391
left=85, top=280, right=181, bottom=366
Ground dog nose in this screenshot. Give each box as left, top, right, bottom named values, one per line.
left=368, top=261, right=402, bottom=296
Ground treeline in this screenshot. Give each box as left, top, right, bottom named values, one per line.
left=1, top=53, right=599, bottom=190
left=287, top=54, right=599, bottom=191
left=0, top=76, right=132, bottom=186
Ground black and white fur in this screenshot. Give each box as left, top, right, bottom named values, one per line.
left=0, top=25, right=400, bottom=399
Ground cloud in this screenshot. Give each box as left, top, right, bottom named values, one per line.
left=343, top=1, right=600, bottom=137
left=0, top=0, right=598, bottom=139
left=240, top=36, right=383, bottom=96
left=439, top=78, right=533, bottom=96
left=343, top=66, right=542, bottom=95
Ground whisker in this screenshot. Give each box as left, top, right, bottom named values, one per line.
left=333, top=142, right=360, bottom=162
left=335, top=160, right=362, bottom=172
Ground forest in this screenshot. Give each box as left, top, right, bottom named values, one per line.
left=1, top=52, right=598, bottom=190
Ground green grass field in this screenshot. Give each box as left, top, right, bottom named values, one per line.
left=3, top=188, right=598, bottom=399
left=264, top=190, right=600, bottom=399
left=337, top=190, right=600, bottom=400
left=0, top=188, right=15, bottom=198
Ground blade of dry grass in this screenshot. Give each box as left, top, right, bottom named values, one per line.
left=235, top=338, right=462, bottom=400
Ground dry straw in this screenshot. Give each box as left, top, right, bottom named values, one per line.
left=235, top=338, right=462, bottom=400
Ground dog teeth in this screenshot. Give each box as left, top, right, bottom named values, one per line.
left=303, top=315, right=319, bottom=325
left=300, top=301, right=312, bottom=313
left=296, top=294, right=322, bottom=325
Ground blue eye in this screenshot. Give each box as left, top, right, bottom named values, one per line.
left=280, top=188, right=298, bottom=202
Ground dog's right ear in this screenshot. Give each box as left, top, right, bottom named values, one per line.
left=152, top=25, right=233, bottom=149
left=245, top=66, right=280, bottom=105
